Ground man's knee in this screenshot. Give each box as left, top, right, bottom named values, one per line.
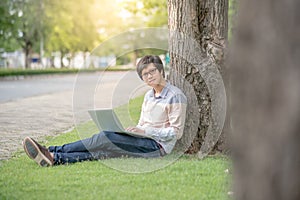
left=100, top=131, right=114, bottom=138
left=92, top=131, right=116, bottom=143
left=100, top=131, right=128, bottom=144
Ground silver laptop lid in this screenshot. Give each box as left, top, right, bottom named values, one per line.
left=88, top=108, right=125, bottom=132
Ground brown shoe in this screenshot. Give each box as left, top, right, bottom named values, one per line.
left=31, top=137, right=49, bottom=154
left=22, top=137, right=48, bottom=159
left=23, top=137, right=53, bottom=167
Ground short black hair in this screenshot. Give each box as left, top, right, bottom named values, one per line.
left=136, top=55, right=165, bottom=80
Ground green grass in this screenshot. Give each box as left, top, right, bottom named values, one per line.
left=0, top=66, right=132, bottom=77
left=0, top=149, right=230, bottom=199
left=0, top=95, right=232, bottom=200
left=114, top=94, right=144, bottom=128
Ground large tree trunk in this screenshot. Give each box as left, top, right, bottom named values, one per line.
left=168, top=0, right=228, bottom=156
left=231, top=0, right=300, bottom=199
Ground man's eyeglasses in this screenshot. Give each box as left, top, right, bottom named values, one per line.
left=142, top=68, right=157, bottom=79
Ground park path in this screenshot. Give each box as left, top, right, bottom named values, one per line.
left=0, top=91, right=75, bottom=160
left=0, top=71, right=146, bottom=161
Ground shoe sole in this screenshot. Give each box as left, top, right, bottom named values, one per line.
left=23, top=137, right=53, bottom=167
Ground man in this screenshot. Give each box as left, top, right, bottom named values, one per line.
left=23, top=55, right=187, bottom=167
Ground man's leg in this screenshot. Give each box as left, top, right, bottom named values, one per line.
left=92, top=131, right=162, bottom=158
left=49, top=131, right=162, bottom=159
left=48, top=139, right=88, bottom=153
left=24, top=131, right=162, bottom=166
left=53, top=152, right=95, bottom=164
left=48, top=131, right=125, bottom=164
left=48, top=131, right=117, bottom=153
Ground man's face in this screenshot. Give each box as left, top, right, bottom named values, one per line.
left=141, top=63, right=164, bottom=87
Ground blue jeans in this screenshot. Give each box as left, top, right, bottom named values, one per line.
left=48, top=131, right=162, bottom=165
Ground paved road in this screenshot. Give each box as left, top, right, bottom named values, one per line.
left=0, top=71, right=148, bottom=161
left=0, top=75, right=75, bottom=103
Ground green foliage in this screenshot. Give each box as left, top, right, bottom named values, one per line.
left=1, top=0, right=238, bottom=66
left=44, top=0, right=98, bottom=54
left=123, top=0, right=239, bottom=42
left=0, top=0, right=30, bottom=51
left=11, top=0, right=44, bottom=51
left=0, top=0, right=125, bottom=55
left=141, top=0, right=168, bottom=27
left=122, top=0, right=168, bottom=27
left=0, top=0, right=170, bottom=57
left=0, top=0, right=50, bottom=68
left=114, top=94, right=144, bottom=128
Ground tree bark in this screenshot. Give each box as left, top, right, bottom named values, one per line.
left=168, top=0, right=228, bottom=156
left=24, top=40, right=32, bottom=69
left=231, top=0, right=300, bottom=199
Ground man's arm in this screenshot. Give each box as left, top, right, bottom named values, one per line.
left=143, top=102, right=187, bottom=141
left=139, top=93, right=187, bottom=142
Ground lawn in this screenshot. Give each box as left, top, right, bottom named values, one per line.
left=0, top=66, right=131, bottom=77
left=0, top=96, right=232, bottom=200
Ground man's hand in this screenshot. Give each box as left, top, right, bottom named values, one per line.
left=126, top=127, right=145, bottom=134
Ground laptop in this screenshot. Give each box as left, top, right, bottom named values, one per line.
left=88, top=108, right=152, bottom=139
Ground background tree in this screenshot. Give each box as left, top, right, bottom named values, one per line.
left=0, top=0, right=46, bottom=68
left=0, top=0, right=133, bottom=68
left=44, top=0, right=76, bottom=65
left=168, top=0, right=228, bottom=155
left=231, top=0, right=300, bottom=199
left=122, top=0, right=168, bottom=27
left=94, top=0, right=143, bottom=64
left=115, top=0, right=167, bottom=64
left=0, top=0, right=21, bottom=52
left=44, top=0, right=99, bottom=67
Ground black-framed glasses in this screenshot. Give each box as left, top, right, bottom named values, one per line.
left=142, top=68, right=157, bottom=79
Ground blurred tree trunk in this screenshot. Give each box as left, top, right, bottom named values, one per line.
left=24, top=40, right=32, bottom=69
left=231, top=0, right=300, bottom=199
left=168, top=0, right=229, bottom=155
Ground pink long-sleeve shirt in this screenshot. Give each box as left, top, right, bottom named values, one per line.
left=137, top=83, right=187, bottom=154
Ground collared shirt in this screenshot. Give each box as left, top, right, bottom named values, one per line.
left=137, top=82, right=187, bottom=154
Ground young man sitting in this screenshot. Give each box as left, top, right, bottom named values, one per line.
left=23, top=55, right=187, bottom=166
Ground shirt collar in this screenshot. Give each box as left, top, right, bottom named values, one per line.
left=150, top=82, right=170, bottom=99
